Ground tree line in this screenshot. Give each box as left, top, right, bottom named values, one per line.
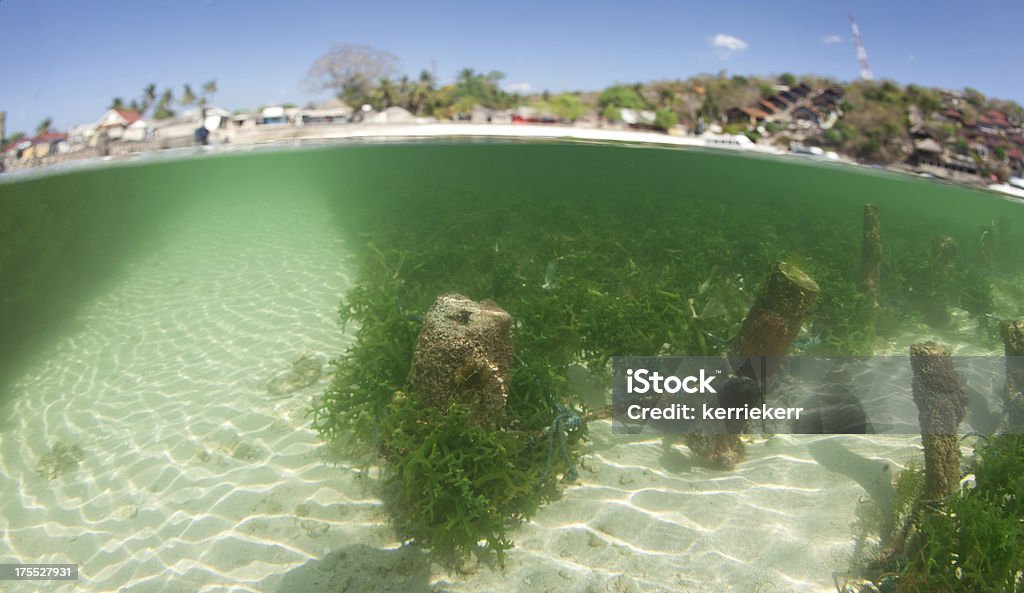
left=107, top=80, right=218, bottom=120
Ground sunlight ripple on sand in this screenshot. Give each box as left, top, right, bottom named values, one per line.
left=0, top=189, right=945, bottom=592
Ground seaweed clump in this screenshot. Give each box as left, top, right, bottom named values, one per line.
left=898, top=435, right=1024, bottom=592
left=854, top=436, right=1024, bottom=593
left=312, top=271, right=584, bottom=566
left=36, top=441, right=85, bottom=481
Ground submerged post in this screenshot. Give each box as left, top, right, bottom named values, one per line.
left=408, top=293, right=513, bottom=426
left=860, top=203, right=881, bottom=307
left=931, top=235, right=957, bottom=275
left=685, top=261, right=820, bottom=470
left=909, top=341, right=967, bottom=500
left=731, top=261, right=821, bottom=360
left=1000, top=320, right=1024, bottom=432
left=921, top=235, right=958, bottom=327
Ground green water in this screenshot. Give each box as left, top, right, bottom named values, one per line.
left=0, top=141, right=1021, bottom=592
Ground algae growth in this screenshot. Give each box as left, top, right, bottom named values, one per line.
left=308, top=142, right=1024, bottom=566
left=36, top=441, right=85, bottom=481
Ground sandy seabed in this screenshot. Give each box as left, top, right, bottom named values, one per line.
left=0, top=187, right=937, bottom=593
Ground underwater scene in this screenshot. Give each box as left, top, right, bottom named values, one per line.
left=1, top=141, right=1022, bottom=592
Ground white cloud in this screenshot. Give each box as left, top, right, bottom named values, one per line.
left=506, top=82, right=532, bottom=93
left=822, top=35, right=843, bottom=45
left=711, top=34, right=748, bottom=59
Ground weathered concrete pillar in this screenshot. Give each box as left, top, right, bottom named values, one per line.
left=408, top=293, right=513, bottom=425
left=685, top=262, right=819, bottom=470
left=732, top=261, right=821, bottom=360
left=909, top=341, right=967, bottom=500
left=931, top=235, right=957, bottom=273
left=1000, top=320, right=1024, bottom=432
left=921, top=235, right=958, bottom=327
left=860, top=204, right=881, bottom=307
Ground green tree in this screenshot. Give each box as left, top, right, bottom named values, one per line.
left=452, top=68, right=510, bottom=109
left=654, top=109, right=678, bottom=131
left=601, top=105, right=621, bottom=122
left=395, top=75, right=411, bottom=109
left=779, top=73, right=797, bottom=87
left=180, top=84, right=197, bottom=108
left=410, top=69, right=437, bottom=115
left=141, top=83, right=157, bottom=115
left=548, top=94, right=585, bottom=122
left=598, top=84, right=645, bottom=111
left=36, top=117, right=52, bottom=135
left=154, top=89, right=176, bottom=119
left=960, top=104, right=979, bottom=125
left=372, top=78, right=397, bottom=109
left=200, top=79, right=218, bottom=107
left=699, top=90, right=720, bottom=122
left=906, top=84, right=941, bottom=113
left=963, top=87, right=987, bottom=110
left=109, top=97, right=126, bottom=110
left=658, top=87, right=676, bottom=108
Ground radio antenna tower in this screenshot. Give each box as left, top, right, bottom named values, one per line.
left=849, top=13, right=873, bottom=80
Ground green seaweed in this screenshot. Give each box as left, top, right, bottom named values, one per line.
left=308, top=144, right=1023, bottom=567
left=377, top=397, right=580, bottom=566
left=862, top=436, right=1024, bottom=593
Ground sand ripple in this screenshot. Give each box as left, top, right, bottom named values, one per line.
left=0, top=189, right=947, bottom=592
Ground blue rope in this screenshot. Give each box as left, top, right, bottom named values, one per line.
left=540, top=403, right=582, bottom=483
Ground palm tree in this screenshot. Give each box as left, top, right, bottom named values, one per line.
left=658, top=88, right=676, bottom=109
left=154, top=89, right=176, bottom=119
left=141, top=83, right=157, bottom=115
left=397, top=75, right=411, bottom=110
left=412, top=69, right=436, bottom=115
left=201, top=79, right=218, bottom=107
left=180, top=84, right=197, bottom=108
left=109, top=97, right=126, bottom=110
left=36, top=117, right=53, bottom=135
left=372, top=78, right=396, bottom=109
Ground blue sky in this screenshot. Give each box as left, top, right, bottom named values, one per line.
left=2, top=0, right=1021, bottom=135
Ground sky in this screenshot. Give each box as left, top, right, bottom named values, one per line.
left=1, top=0, right=1022, bottom=135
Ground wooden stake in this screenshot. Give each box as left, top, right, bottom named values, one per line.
left=1000, top=320, right=1024, bottom=432
left=909, top=341, right=967, bottom=500
left=685, top=262, right=819, bottom=470
left=732, top=261, right=820, bottom=360
left=860, top=204, right=881, bottom=307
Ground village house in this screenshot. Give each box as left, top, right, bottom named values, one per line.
left=3, top=131, right=69, bottom=162
left=297, top=99, right=353, bottom=125
left=260, top=106, right=297, bottom=125
left=757, top=99, right=781, bottom=116
left=791, top=105, right=823, bottom=126
left=618, top=108, right=657, bottom=129
left=726, top=84, right=843, bottom=131
left=726, top=105, right=770, bottom=126
left=122, top=119, right=152, bottom=142
left=977, top=109, right=1010, bottom=136
left=910, top=136, right=982, bottom=183
left=95, top=108, right=142, bottom=140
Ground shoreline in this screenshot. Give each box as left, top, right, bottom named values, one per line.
left=2, top=122, right=1021, bottom=203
